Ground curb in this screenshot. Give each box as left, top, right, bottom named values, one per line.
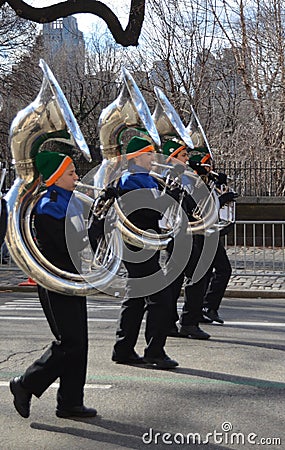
left=225, top=289, right=285, bottom=299
left=0, top=285, right=38, bottom=293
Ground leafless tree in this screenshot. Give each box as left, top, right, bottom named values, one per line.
left=121, top=0, right=230, bottom=137
left=119, top=0, right=218, bottom=118
left=120, top=0, right=285, bottom=166
left=209, top=0, right=285, bottom=157
left=2, top=0, right=146, bottom=47
left=2, top=0, right=285, bottom=195
left=0, top=4, right=37, bottom=76
left=0, top=5, right=37, bottom=166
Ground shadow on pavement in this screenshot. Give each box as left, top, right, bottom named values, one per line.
left=172, top=366, right=285, bottom=389
left=30, top=418, right=230, bottom=449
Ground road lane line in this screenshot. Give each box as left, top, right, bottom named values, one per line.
left=0, top=381, right=112, bottom=389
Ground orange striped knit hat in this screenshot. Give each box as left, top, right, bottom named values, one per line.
left=163, top=140, right=187, bottom=161
left=35, top=151, right=73, bottom=186
left=125, top=136, right=155, bottom=160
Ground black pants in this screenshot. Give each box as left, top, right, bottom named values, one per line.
left=179, top=235, right=207, bottom=326
left=21, top=286, right=88, bottom=409
left=113, top=250, right=172, bottom=358
left=167, top=235, right=207, bottom=327
left=203, top=238, right=232, bottom=311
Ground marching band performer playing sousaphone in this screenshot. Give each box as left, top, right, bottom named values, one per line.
left=188, top=146, right=238, bottom=325
left=111, top=135, right=180, bottom=369
left=149, top=90, right=220, bottom=339
left=9, top=150, right=99, bottom=419
left=96, top=68, right=216, bottom=367
left=162, top=139, right=216, bottom=340
left=7, top=60, right=108, bottom=419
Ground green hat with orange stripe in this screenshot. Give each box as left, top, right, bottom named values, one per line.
left=35, top=151, right=73, bottom=186
left=162, top=139, right=187, bottom=161
left=125, top=136, right=155, bottom=160
left=188, top=147, right=211, bottom=165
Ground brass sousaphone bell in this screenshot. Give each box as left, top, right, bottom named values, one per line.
left=4, top=59, right=121, bottom=295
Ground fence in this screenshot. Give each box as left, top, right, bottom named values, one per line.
left=215, top=160, right=285, bottom=197
left=1, top=221, right=285, bottom=278
left=2, top=160, right=285, bottom=197
left=224, top=221, right=285, bottom=276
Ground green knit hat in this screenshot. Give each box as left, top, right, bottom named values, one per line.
left=162, top=139, right=186, bottom=160
left=125, top=136, right=155, bottom=160
left=188, top=147, right=211, bottom=164
left=35, top=151, right=73, bottom=186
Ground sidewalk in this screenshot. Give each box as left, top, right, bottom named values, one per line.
left=0, top=266, right=285, bottom=298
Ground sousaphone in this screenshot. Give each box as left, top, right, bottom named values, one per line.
left=152, top=88, right=219, bottom=234
left=188, top=105, right=236, bottom=231
left=95, top=67, right=178, bottom=250
left=4, top=59, right=121, bottom=295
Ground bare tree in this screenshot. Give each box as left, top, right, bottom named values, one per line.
left=120, top=0, right=285, bottom=167
left=2, top=0, right=146, bottom=47
left=209, top=0, right=285, bottom=158
left=2, top=0, right=285, bottom=191
left=121, top=0, right=223, bottom=129
left=0, top=5, right=37, bottom=168
left=0, top=4, right=37, bottom=76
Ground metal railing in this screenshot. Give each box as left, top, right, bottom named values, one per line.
left=2, top=160, right=285, bottom=197
left=0, top=242, right=15, bottom=269
left=224, top=221, right=285, bottom=276
left=215, top=160, right=285, bottom=197
left=1, top=221, right=285, bottom=277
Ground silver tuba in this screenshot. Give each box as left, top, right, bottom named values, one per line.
left=152, top=88, right=219, bottom=234
left=99, top=67, right=161, bottom=158
left=96, top=67, right=176, bottom=250
left=188, top=105, right=236, bottom=231
left=152, top=86, right=194, bottom=149
left=4, top=59, right=121, bottom=295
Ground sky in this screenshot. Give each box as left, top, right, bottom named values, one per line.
left=27, top=0, right=131, bottom=36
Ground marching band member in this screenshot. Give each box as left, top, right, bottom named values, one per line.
left=189, top=148, right=238, bottom=325
left=162, top=140, right=211, bottom=340
left=112, top=136, right=179, bottom=369
left=10, top=150, right=98, bottom=419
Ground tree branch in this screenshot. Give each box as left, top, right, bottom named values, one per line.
left=6, top=0, right=145, bottom=46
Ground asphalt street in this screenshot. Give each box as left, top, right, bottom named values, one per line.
left=0, top=292, right=284, bottom=450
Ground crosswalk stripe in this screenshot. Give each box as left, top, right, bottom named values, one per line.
left=0, top=315, right=284, bottom=327
left=0, top=300, right=121, bottom=311
left=0, top=316, right=116, bottom=322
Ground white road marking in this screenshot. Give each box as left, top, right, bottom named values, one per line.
left=0, top=299, right=284, bottom=327
left=224, top=321, right=285, bottom=326
left=0, top=299, right=121, bottom=311
left=0, top=316, right=116, bottom=321
left=0, top=381, right=112, bottom=389
left=0, top=316, right=284, bottom=327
